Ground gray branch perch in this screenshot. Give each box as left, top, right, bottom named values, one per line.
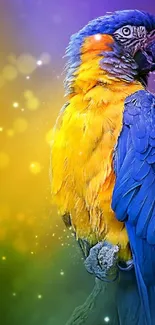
left=65, top=241, right=120, bottom=325
left=65, top=278, right=106, bottom=325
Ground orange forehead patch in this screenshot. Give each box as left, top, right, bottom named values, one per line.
left=81, top=34, right=114, bottom=55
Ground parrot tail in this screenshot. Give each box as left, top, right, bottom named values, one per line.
left=126, top=222, right=155, bottom=325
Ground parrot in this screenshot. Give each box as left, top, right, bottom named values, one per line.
left=50, top=10, right=155, bottom=325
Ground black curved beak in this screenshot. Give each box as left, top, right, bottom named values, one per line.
left=144, top=40, right=155, bottom=71
left=134, top=31, right=155, bottom=73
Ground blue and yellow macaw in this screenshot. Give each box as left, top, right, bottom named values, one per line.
left=51, top=10, right=155, bottom=324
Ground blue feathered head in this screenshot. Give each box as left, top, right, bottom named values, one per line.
left=65, top=10, right=155, bottom=89
left=67, top=10, right=155, bottom=59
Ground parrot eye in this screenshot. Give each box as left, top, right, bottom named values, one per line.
left=114, top=25, right=134, bottom=40
left=114, top=25, right=147, bottom=41
left=122, top=26, right=132, bottom=36
left=114, top=25, right=148, bottom=52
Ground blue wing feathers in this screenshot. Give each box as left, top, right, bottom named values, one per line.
left=113, top=90, right=155, bottom=241
left=132, top=159, right=150, bottom=181
left=112, top=90, right=155, bottom=324
left=136, top=193, right=155, bottom=237
left=131, top=134, right=149, bottom=153
left=147, top=152, right=155, bottom=163
left=114, top=189, right=137, bottom=221
left=147, top=208, right=155, bottom=244
left=135, top=146, right=152, bottom=161
left=134, top=116, right=146, bottom=139
left=128, top=173, right=155, bottom=223
left=150, top=129, right=155, bottom=138
left=127, top=195, right=147, bottom=224
left=149, top=137, right=155, bottom=147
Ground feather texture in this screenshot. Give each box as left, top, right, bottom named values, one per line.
left=51, top=42, right=143, bottom=259
left=112, top=90, right=155, bottom=246
left=112, top=90, right=155, bottom=324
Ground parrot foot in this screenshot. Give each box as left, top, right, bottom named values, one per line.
left=84, top=241, right=119, bottom=282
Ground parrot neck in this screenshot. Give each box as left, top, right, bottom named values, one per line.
left=100, top=46, right=149, bottom=88
left=64, top=41, right=148, bottom=96
left=65, top=51, right=144, bottom=97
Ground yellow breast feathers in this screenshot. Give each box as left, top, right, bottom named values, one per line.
left=51, top=34, right=143, bottom=260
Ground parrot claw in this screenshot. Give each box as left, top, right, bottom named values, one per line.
left=84, top=241, right=119, bottom=282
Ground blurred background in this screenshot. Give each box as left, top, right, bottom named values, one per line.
left=0, top=1, right=155, bottom=324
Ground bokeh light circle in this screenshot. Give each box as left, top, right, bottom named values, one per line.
left=16, top=54, right=37, bottom=75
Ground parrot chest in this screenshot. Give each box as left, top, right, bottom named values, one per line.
left=51, top=81, right=143, bottom=258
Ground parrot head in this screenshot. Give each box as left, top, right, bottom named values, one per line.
left=66, top=10, right=155, bottom=90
